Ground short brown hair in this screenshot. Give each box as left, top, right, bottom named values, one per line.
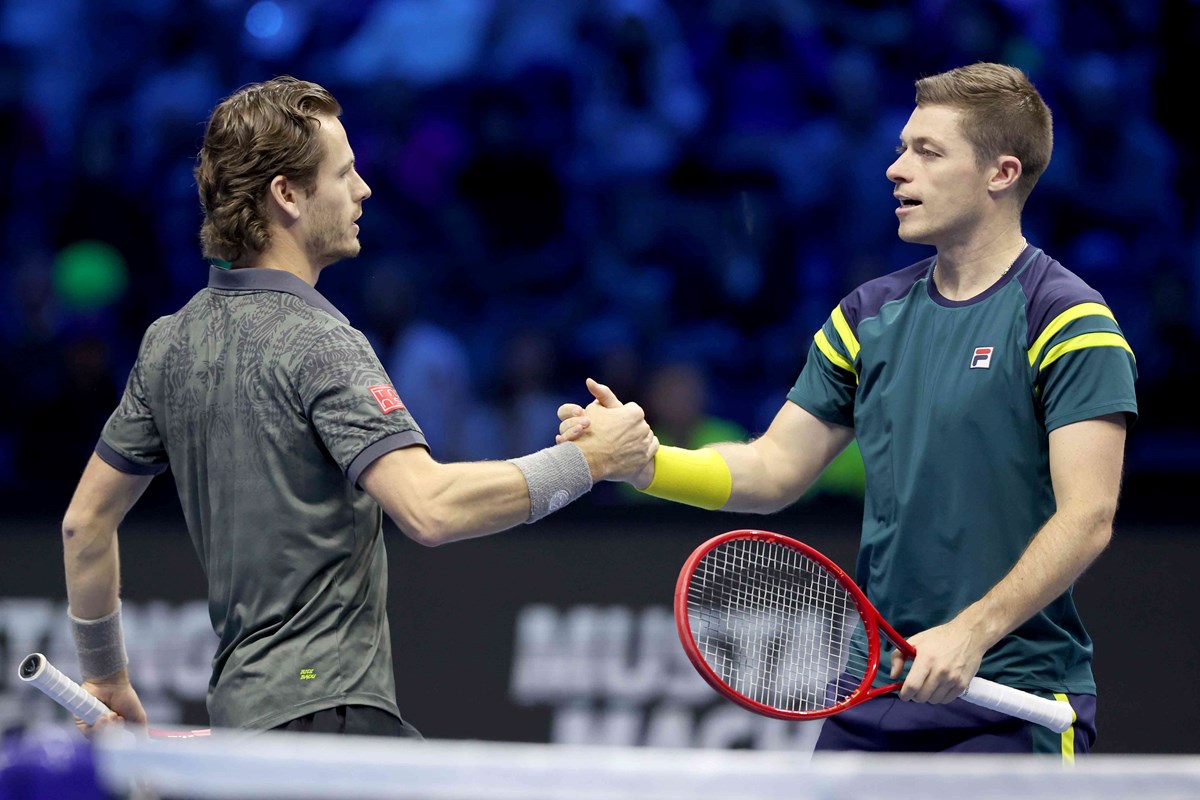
left=915, top=62, right=1052, bottom=205
left=195, top=76, right=341, bottom=263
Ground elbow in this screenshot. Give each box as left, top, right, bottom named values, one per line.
left=390, top=506, right=457, bottom=548
left=62, top=511, right=102, bottom=556
left=750, top=500, right=792, bottom=516
left=1081, top=503, right=1117, bottom=559
left=1089, top=517, right=1115, bottom=557
left=406, top=525, right=451, bottom=548
left=757, top=480, right=817, bottom=515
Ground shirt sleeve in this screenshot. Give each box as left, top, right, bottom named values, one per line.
left=1032, top=305, right=1138, bottom=431
left=298, top=326, right=427, bottom=485
left=98, top=321, right=169, bottom=475
left=786, top=307, right=858, bottom=427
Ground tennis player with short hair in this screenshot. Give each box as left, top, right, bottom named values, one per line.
left=61, top=76, right=657, bottom=738
left=559, top=62, right=1137, bottom=756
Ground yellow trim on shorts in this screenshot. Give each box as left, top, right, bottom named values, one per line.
left=1027, top=303, right=1116, bottom=367
left=640, top=446, right=732, bottom=510
left=815, top=330, right=858, bottom=382
left=1039, top=332, right=1134, bottom=372
left=1053, top=693, right=1077, bottom=765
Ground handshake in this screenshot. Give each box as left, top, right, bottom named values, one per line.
left=554, top=377, right=658, bottom=488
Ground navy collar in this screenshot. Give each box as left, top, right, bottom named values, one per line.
left=207, top=266, right=349, bottom=324
left=926, top=244, right=1037, bottom=309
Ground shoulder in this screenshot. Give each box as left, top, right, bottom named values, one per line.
left=839, top=257, right=934, bottom=330
left=1014, top=248, right=1112, bottom=343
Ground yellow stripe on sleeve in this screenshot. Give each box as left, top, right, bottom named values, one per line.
left=1027, top=303, right=1116, bottom=367
left=1039, top=332, right=1134, bottom=372
left=814, top=329, right=858, bottom=381
left=1053, top=693, right=1077, bottom=765
left=830, top=305, right=860, bottom=362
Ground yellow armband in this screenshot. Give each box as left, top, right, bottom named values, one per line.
left=639, top=446, right=732, bottom=510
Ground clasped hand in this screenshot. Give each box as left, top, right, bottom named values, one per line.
left=561, top=378, right=658, bottom=483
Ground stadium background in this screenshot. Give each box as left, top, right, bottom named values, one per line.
left=0, top=0, right=1196, bottom=755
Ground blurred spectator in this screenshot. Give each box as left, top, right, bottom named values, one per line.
left=616, top=359, right=742, bottom=505
left=364, top=263, right=478, bottom=465
left=0, top=0, right=1194, bottom=509
left=569, top=0, right=706, bottom=180
left=335, top=0, right=494, bottom=86
left=641, top=361, right=746, bottom=450
left=469, top=328, right=572, bottom=461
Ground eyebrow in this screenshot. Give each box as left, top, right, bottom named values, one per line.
left=898, top=135, right=944, bottom=149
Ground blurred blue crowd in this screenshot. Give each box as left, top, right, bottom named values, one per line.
left=0, top=0, right=1196, bottom=511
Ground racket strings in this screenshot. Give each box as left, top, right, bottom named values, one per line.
left=688, top=538, right=870, bottom=713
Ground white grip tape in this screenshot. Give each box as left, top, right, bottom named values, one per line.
left=19, top=652, right=112, bottom=724
left=960, top=677, right=1075, bottom=733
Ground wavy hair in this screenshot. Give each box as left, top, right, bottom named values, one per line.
left=915, top=62, right=1052, bottom=206
left=194, top=76, right=341, bottom=263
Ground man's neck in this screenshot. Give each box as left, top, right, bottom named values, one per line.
left=242, top=239, right=322, bottom=287
left=932, top=230, right=1027, bottom=302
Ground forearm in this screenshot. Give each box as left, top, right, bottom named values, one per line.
left=712, top=439, right=810, bottom=513
left=414, top=460, right=535, bottom=544
left=364, top=454, right=540, bottom=546
left=63, top=519, right=122, bottom=619
left=636, top=406, right=853, bottom=513
left=955, top=505, right=1113, bottom=649
left=62, top=453, right=149, bottom=619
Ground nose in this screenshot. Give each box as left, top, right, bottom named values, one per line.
left=885, top=151, right=907, bottom=184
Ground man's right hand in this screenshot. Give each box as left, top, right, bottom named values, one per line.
left=75, top=669, right=147, bottom=740
left=568, top=378, right=658, bottom=483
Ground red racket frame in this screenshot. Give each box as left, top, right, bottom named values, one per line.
left=674, top=529, right=917, bottom=721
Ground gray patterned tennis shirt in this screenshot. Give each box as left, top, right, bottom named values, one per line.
left=97, top=265, right=426, bottom=729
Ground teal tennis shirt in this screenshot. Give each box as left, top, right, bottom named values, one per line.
left=788, top=245, right=1138, bottom=693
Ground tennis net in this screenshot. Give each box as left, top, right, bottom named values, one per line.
left=7, top=724, right=1200, bottom=799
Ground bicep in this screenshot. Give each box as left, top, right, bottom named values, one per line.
left=719, top=401, right=855, bottom=512
left=1048, top=413, right=1128, bottom=517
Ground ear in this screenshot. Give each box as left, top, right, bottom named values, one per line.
left=267, top=174, right=302, bottom=222
left=987, top=155, right=1022, bottom=194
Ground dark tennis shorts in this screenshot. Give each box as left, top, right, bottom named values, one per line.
left=271, top=705, right=424, bottom=739
left=814, top=692, right=1095, bottom=759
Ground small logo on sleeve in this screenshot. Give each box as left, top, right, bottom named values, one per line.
left=369, top=385, right=405, bottom=414
left=970, top=347, right=994, bottom=369
left=299, top=668, right=317, bottom=681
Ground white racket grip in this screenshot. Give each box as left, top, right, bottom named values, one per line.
left=960, top=676, right=1074, bottom=733
left=18, top=652, right=112, bottom=724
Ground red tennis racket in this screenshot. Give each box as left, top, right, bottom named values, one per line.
left=19, top=652, right=211, bottom=739
left=674, top=530, right=1075, bottom=733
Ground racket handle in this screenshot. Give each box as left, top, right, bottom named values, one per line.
left=18, top=652, right=112, bottom=725
left=961, top=677, right=1075, bottom=733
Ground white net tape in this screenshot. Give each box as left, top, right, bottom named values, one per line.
left=92, top=728, right=1200, bottom=800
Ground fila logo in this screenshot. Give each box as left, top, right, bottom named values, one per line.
left=970, top=347, right=994, bottom=369
left=369, top=384, right=405, bottom=414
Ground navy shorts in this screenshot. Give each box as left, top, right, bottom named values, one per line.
left=271, top=704, right=424, bottom=739
left=814, top=692, right=1095, bottom=759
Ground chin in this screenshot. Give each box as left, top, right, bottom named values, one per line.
left=897, top=226, right=935, bottom=246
